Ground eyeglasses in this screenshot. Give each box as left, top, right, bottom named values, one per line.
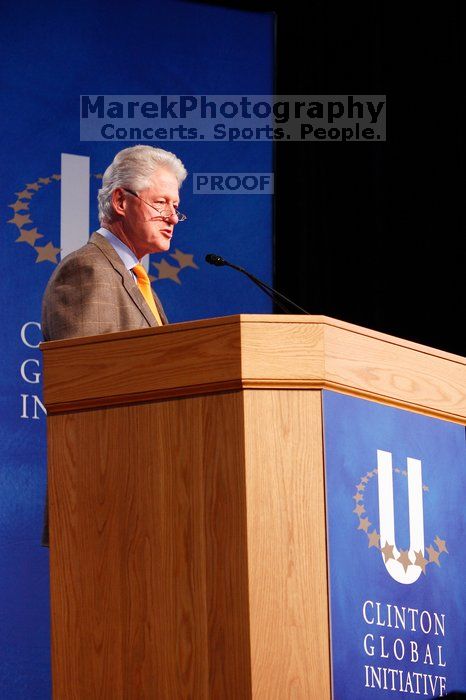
left=123, top=188, right=187, bottom=222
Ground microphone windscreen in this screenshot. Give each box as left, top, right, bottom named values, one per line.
left=205, top=253, right=226, bottom=266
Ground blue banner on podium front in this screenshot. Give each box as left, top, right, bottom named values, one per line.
left=322, top=390, right=466, bottom=699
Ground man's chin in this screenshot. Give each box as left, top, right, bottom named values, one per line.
left=148, top=241, right=171, bottom=255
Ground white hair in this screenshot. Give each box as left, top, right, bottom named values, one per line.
left=97, top=145, right=187, bottom=224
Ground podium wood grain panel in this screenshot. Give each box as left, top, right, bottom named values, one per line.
left=49, top=392, right=252, bottom=699
left=243, top=390, right=330, bottom=698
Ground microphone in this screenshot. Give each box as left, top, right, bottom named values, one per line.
left=205, top=253, right=310, bottom=315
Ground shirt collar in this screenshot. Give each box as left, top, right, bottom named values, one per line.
left=97, top=227, right=139, bottom=271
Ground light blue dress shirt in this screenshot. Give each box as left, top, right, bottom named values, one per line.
left=97, top=227, right=139, bottom=281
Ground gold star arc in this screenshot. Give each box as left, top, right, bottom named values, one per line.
left=352, top=466, right=446, bottom=579
left=8, top=174, right=200, bottom=280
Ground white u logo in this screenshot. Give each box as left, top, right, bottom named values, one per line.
left=377, top=450, right=425, bottom=584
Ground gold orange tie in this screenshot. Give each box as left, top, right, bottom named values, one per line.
left=132, top=264, right=163, bottom=326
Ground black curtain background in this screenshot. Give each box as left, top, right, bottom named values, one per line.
left=198, top=1, right=465, bottom=355
left=274, top=1, right=464, bottom=355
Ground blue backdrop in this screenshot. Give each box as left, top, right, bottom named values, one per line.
left=0, top=2, right=274, bottom=695
left=323, top=391, right=466, bottom=698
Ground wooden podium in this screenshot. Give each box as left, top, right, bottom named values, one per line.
left=41, top=315, right=466, bottom=699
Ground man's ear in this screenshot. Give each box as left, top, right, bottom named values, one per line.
left=111, top=188, right=126, bottom=217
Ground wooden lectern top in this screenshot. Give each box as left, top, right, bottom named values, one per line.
left=41, top=314, right=466, bottom=423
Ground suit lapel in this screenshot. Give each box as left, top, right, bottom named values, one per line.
left=89, top=232, right=163, bottom=327
left=152, top=288, right=168, bottom=324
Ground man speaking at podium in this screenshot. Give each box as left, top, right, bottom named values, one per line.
left=41, top=145, right=187, bottom=546
left=42, top=144, right=187, bottom=341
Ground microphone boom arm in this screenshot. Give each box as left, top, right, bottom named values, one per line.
left=205, top=253, right=310, bottom=315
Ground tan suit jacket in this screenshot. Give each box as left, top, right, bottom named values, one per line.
left=41, top=232, right=168, bottom=546
left=42, top=232, right=167, bottom=341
